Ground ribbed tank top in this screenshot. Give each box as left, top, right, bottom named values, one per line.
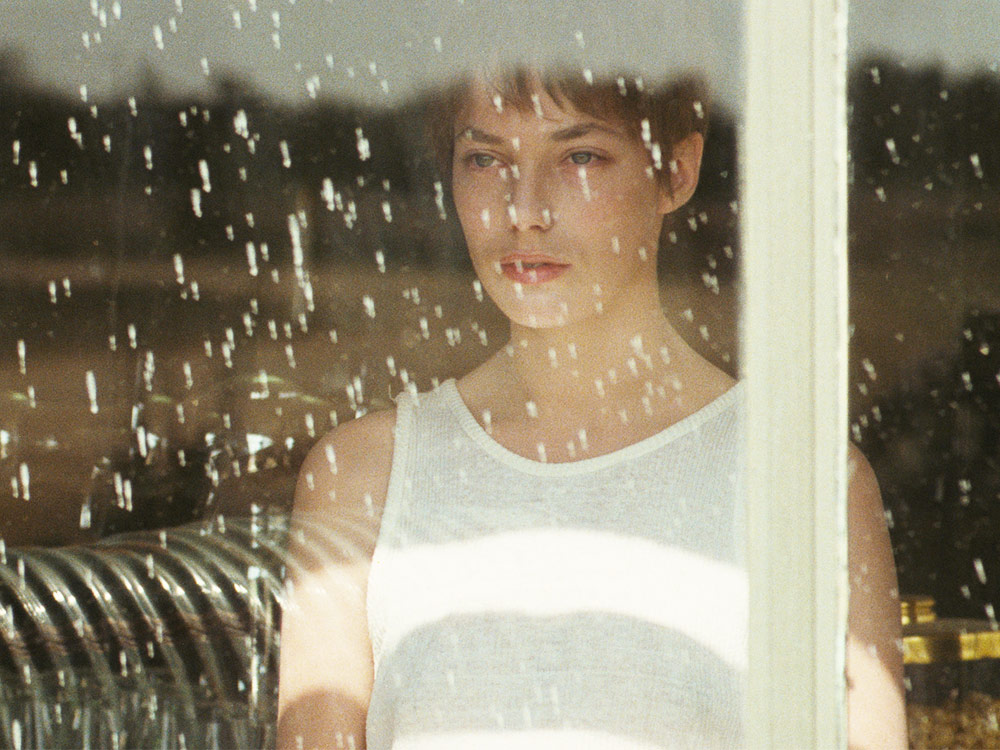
left=366, top=379, right=746, bottom=749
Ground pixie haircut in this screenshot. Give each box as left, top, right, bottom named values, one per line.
left=427, top=66, right=709, bottom=195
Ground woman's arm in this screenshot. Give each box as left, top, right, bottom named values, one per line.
left=277, top=409, right=396, bottom=750
left=846, top=444, right=907, bottom=749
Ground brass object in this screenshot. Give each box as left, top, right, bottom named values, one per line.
left=901, top=595, right=1000, bottom=665
left=904, top=619, right=1000, bottom=665
left=901, top=595, right=937, bottom=626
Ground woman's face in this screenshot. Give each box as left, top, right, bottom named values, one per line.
left=451, top=79, right=689, bottom=331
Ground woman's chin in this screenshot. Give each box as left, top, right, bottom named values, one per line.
left=499, top=303, right=598, bottom=331
left=481, top=283, right=605, bottom=331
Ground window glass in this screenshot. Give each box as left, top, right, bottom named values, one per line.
left=849, top=2, right=1000, bottom=743
left=0, top=2, right=745, bottom=746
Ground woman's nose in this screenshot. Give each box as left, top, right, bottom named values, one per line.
left=506, top=169, right=553, bottom=231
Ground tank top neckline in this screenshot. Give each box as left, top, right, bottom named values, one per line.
left=436, top=377, right=743, bottom=477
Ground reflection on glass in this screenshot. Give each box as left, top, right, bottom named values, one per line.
left=849, top=3, right=1000, bottom=744
left=1, top=3, right=742, bottom=745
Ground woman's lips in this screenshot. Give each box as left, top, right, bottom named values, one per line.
left=499, top=255, right=570, bottom=284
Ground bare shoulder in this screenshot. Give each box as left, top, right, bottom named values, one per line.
left=294, top=407, right=397, bottom=519
left=846, top=443, right=897, bottom=634
left=846, top=445, right=906, bottom=746
left=278, top=408, right=396, bottom=748
left=846, top=443, right=884, bottom=532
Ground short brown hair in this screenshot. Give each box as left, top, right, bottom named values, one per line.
left=426, top=66, right=708, bottom=194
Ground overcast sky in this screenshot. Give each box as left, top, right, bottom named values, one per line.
left=1, top=0, right=998, bottom=109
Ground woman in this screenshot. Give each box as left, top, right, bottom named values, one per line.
left=278, top=67, right=904, bottom=749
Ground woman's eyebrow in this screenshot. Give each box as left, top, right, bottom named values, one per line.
left=455, top=122, right=623, bottom=145
left=550, top=122, right=623, bottom=141
left=455, top=127, right=503, bottom=145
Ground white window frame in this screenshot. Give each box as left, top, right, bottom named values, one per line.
left=742, top=0, right=849, bottom=746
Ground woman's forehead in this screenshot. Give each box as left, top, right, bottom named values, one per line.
left=455, top=77, right=620, bottom=135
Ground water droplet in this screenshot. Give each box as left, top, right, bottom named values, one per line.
left=974, top=558, right=987, bottom=584
left=577, top=166, right=591, bottom=200
left=701, top=272, right=720, bottom=294
left=18, top=463, right=30, bottom=501
left=355, top=128, right=370, bottom=161
left=861, top=358, right=877, bottom=381
left=971, top=153, right=984, bottom=180
left=86, top=370, right=99, bottom=414
left=885, top=138, right=900, bottom=165
left=650, top=143, right=663, bottom=172
left=640, top=118, right=652, bottom=149
left=246, top=242, right=259, bottom=277
left=142, top=351, right=156, bottom=391
left=198, top=159, right=211, bottom=192
left=531, top=93, right=544, bottom=118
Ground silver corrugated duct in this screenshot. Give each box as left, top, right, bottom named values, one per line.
left=0, top=512, right=288, bottom=749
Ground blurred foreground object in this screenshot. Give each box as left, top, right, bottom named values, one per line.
left=0, top=512, right=287, bottom=749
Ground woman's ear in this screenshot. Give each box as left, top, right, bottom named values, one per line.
left=657, top=132, right=704, bottom=215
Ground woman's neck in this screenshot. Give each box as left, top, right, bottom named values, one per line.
left=460, top=295, right=733, bottom=455
left=502, top=307, right=690, bottom=412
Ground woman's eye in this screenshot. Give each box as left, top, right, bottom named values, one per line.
left=472, top=153, right=496, bottom=168
left=569, top=152, right=595, bottom=165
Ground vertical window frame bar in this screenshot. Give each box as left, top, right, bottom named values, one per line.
left=742, top=0, right=849, bottom=746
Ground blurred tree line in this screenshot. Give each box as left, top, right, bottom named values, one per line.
left=0, top=50, right=738, bottom=272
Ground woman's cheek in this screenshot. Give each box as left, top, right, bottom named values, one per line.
left=453, top=181, right=487, bottom=225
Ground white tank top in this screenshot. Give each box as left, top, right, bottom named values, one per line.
left=366, top=379, right=746, bottom=749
